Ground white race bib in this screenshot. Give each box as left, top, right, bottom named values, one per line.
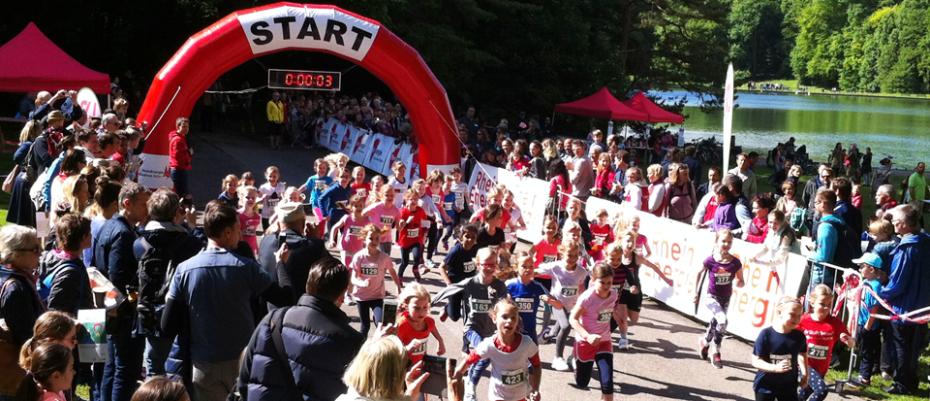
left=360, top=265, right=379, bottom=276
left=543, top=255, right=557, bottom=263
left=514, top=297, right=534, bottom=313
left=406, top=228, right=420, bottom=238
left=500, top=368, right=527, bottom=386
left=808, top=345, right=828, bottom=360
left=560, top=287, right=578, bottom=297
left=380, top=216, right=394, bottom=226
left=714, top=272, right=732, bottom=286
left=597, top=309, right=612, bottom=323
left=470, top=299, right=491, bottom=313
left=463, top=261, right=476, bottom=273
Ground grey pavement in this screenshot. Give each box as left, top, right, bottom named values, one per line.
left=189, top=126, right=867, bottom=401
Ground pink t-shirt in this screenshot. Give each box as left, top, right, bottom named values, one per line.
left=574, top=287, right=618, bottom=340
left=239, top=211, right=261, bottom=254
left=350, top=249, right=394, bottom=300
left=363, top=202, right=400, bottom=242
left=339, top=214, right=371, bottom=255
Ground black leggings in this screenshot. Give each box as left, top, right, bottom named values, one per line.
left=356, top=299, right=383, bottom=336
left=399, top=243, right=423, bottom=282
left=575, top=352, right=614, bottom=394
left=426, top=223, right=440, bottom=260
left=755, top=390, right=798, bottom=401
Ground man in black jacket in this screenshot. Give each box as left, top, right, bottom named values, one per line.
left=92, top=182, right=150, bottom=401
left=258, top=202, right=326, bottom=306
left=133, top=189, right=204, bottom=377
left=238, top=256, right=364, bottom=401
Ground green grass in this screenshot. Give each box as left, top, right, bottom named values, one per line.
left=741, top=79, right=930, bottom=100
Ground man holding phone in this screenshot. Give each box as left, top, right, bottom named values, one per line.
left=258, top=202, right=326, bottom=306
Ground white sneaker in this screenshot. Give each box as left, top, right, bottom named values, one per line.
left=551, top=357, right=570, bottom=371
left=617, top=337, right=631, bottom=350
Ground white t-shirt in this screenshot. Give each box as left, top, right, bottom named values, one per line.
left=259, top=182, right=286, bottom=219
left=536, top=261, right=589, bottom=309
left=387, top=177, right=408, bottom=209
left=474, top=334, right=538, bottom=401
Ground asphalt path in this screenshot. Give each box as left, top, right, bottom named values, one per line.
left=188, top=128, right=866, bottom=400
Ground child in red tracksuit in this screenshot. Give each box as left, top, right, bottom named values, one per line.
left=397, top=188, right=427, bottom=283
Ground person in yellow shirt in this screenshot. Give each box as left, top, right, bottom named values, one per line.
left=266, top=91, right=285, bottom=149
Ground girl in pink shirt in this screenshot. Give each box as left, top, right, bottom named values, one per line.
left=349, top=224, right=401, bottom=336
left=18, top=343, right=74, bottom=401
left=237, top=186, right=262, bottom=255
left=362, top=185, right=400, bottom=254
left=570, top=263, right=618, bottom=401
left=330, top=194, right=371, bottom=266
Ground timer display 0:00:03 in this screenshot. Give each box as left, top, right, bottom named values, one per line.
left=284, top=73, right=335, bottom=88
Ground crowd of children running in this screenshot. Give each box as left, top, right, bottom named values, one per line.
left=2, top=90, right=919, bottom=401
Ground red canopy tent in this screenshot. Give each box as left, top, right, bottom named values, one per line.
left=623, top=91, right=684, bottom=124
left=0, top=23, right=109, bottom=93
left=554, top=87, right=648, bottom=121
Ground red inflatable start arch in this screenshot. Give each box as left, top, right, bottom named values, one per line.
left=135, top=2, right=460, bottom=188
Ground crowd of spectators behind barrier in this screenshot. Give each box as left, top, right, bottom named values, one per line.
left=0, top=86, right=929, bottom=401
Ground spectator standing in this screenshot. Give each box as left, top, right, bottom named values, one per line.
left=568, top=140, right=594, bottom=200
left=237, top=256, right=365, bottom=401
left=133, top=190, right=203, bottom=377
left=266, top=92, right=285, bottom=150
left=808, top=190, right=841, bottom=291
left=161, top=202, right=282, bottom=401
left=727, top=153, right=757, bottom=199
left=802, top=165, right=832, bottom=232
left=168, top=117, right=192, bottom=201
left=874, top=184, right=898, bottom=217
left=258, top=202, right=326, bottom=306
left=880, top=205, right=930, bottom=395
left=697, top=166, right=721, bottom=201
left=906, top=162, right=927, bottom=219
left=0, top=225, right=43, bottom=400
left=38, top=214, right=93, bottom=316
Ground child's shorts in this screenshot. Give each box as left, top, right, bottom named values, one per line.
left=574, top=339, right=612, bottom=362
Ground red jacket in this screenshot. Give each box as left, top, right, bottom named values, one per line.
left=169, top=130, right=191, bottom=170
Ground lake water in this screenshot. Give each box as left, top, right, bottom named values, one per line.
left=653, top=91, right=930, bottom=169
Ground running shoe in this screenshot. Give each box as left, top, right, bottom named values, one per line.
left=881, top=371, right=893, bottom=381
left=698, top=337, right=709, bottom=360
left=439, top=309, right=448, bottom=322
left=711, top=353, right=723, bottom=369
left=617, top=337, right=631, bottom=350
left=550, top=357, right=570, bottom=372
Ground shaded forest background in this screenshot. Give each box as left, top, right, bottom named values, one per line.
left=2, top=0, right=929, bottom=118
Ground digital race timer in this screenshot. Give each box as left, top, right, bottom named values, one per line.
left=267, top=69, right=341, bottom=91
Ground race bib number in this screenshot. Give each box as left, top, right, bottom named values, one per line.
left=769, top=354, right=792, bottom=363
left=470, top=299, right=492, bottom=314
left=543, top=255, right=557, bottom=263
left=410, top=340, right=427, bottom=355
left=500, top=368, right=527, bottom=386
left=380, top=216, right=394, bottom=226
left=593, top=235, right=607, bottom=246
left=808, top=345, right=828, bottom=360
left=243, top=227, right=257, bottom=236
left=315, top=181, right=328, bottom=191
left=463, top=261, right=476, bottom=273
left=455, top=194, right=465, bottom=209
left=356, top=189, right=367, bottom=198
left=560, top=287, right=579, bottom=297
left=360, top=265, right=379, bottom=276
left=432, top=194, right=442, bottom=204
left=406, top=228, right=420, bottom=238
left=267, top=197, right=280, bottom=210
left=443, top=201, right=454, bottom=211
left=515, top=297, right=534, bottom=313
left=714, top=272, right=732, bottom=286
left=348, top=226, right=363, bottom=237
left=597, top=309, right=612, bottom=323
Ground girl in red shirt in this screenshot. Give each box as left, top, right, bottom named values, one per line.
left=349, top=166, right=371, bottom=200
left=398, top=189, right=427, bottom=283
left=588, top=209, right=614, bottom=262
left=396, top=283, right=446, bottom=365
left=797, top=284, right=854, bottom=401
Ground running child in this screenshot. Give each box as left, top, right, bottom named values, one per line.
left=362, top=185, right=400, bottom=255
left=349, top=224, right=402, bottom=336
left=217, top=174, right=239, bottom=208
left=695, top=228, right=745, bottom=368
left=422, top=174, right=451, bottom=269
left=367, top=175, right=385, bottom=206
left=237, top=185, right=262, bottom=255
left=258, top=166, right=285, bottom=228
left=536, top=241, right=590, bottom=371
left=439, top=175, right=459, bottom=250
left=397, top=188, right=427, bottom=282
left=396, top=283, right=446, bottom=365
left=438, top=225, right=480, bottom=322
left=432, top=248, right=509, bottom=401
left=569, top=263, right=618, bottom=401
left=453, top=298, right=542, bottom=401
left=350, top=166, right=370, bottom=199
left=752, top=296, right=808, bottom=401
left=507, top=252, right=562, bottom=343
left=387, top=160, right=409, bottom=209
left=502, top=190, right=526, bottom=252
left=531, top=216, right=561, bottom=341
left=450, top=166, right=470, bottom=223
left=610, top=232, right=672, bottom=349
left=476, top=204, right=506, bottom=253
left=588, top=209, right=614, bottom=262
left=298, top=158, right=332, bottom=211
left=797, top=284, right=855, bottom=401
left=329, top=194, right=371, bottom=266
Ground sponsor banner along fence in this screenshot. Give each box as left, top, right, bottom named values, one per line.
left=321, top=118, right=417, bottom=182
left=468, top=162, right=806, bottom=341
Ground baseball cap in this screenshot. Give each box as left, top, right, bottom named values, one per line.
left=852, top=252, right=882, bottom=269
